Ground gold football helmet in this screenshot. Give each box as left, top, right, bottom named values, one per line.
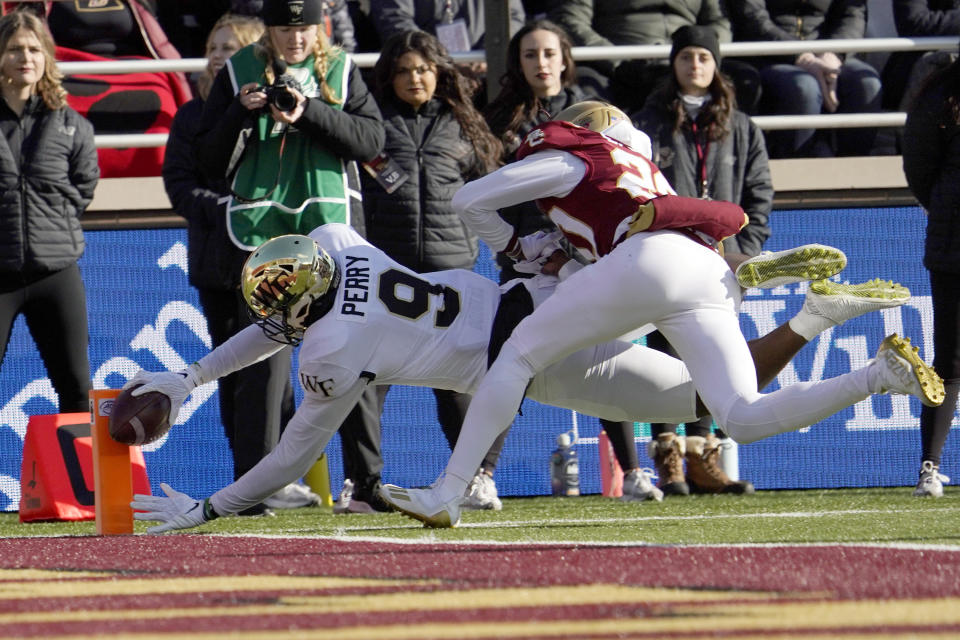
left=241, top=234, right=339, bottom=345
left=555, top=100, right=629, bottom=132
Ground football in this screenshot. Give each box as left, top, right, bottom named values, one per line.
left=109, top=384, right=172, bottom=446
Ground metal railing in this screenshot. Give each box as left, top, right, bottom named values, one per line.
left=61, top=36, right=956, bottom=149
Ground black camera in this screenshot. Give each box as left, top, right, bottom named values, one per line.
left=256, top=61, right=302, bottom=113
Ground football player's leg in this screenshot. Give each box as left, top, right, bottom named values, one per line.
left=657, top=307, right=876, bottom=444
left=437, top=249, right=671, bottom=504
left=529, top=339, right=698, bottom=424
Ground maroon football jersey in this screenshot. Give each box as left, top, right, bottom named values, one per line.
left=517, top=121, right=676, bottom=261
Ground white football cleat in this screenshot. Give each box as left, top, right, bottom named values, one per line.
left=873, top=334, right=945, bottom=407
left=379, top=483, right=461, bottom=528
left=804, top=278, right=910, bottom=324
left=462, top=472, right=502, bottom=511
left=913, top=460, right=950, bottom=498
left=736, top=244, right=847, bottom=289
left=620, top=468, right=664, bottom=502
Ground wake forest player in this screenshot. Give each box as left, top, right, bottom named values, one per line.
left=377, top=101, right=945, bottom=528
left=132, top=221, right=921, bottom=533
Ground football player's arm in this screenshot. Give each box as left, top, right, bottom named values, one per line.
left=452, top=150, right=585, bottom=256
left=209, top=382, right=365, bottom=516
left=124, top=324, right=286, bottom=422
left=636, top=195, right=748, bottom=244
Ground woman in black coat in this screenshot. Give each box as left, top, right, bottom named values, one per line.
left=353, top=30, right=506, bottom=511
left=0, top=11, right=99, bottom=413
left=902, top=53, right=960, bottom=497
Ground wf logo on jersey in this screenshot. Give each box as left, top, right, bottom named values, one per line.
left=341, top=255, right=371, bottom=318
left=300, top=374, right=336, bottom=397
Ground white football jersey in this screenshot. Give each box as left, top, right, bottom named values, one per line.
left=300, top=224, right=500, bottom=398
left=208, top=224, right=698, bottom=515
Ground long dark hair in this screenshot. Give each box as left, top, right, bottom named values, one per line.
left=647, top=56, right=737, bottom=141
left=374, top=30, right=502, bottom=172
left=484, top=20, right=577, bottom=142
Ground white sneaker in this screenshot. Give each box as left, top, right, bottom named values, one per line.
left=736, top=244, right=847, bottom=289
left=379, top=483, right=461, bottom=528
left=462, top=472, right=503, bottom=511
left=804, top=279, right=910, bottom=324
left=263, top=482, right=323, bottom=509
left=620, top=468, right=664, bottom=502
left=914, top=460, right=950, bottom=498
left=873, top=333, right=945, bottom=407
left=332, top=479, right=354, bottom=514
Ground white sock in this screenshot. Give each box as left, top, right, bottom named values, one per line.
left=788, top=305, right=835, bottom=341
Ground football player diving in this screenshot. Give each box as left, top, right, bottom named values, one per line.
left=131, top=219, right=928, bottom=532
left=375, top=100, right=945, bottom=528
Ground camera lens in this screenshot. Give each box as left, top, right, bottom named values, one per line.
left=270, top=88, right=297, bottom=112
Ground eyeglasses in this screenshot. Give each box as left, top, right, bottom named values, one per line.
left=394, top=64, right=435, bottom=78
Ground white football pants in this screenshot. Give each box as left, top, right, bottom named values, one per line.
left=439, top=231, right=875, bottom=498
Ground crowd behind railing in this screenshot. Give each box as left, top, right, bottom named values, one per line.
left=65, top=35, right=958, bottom=148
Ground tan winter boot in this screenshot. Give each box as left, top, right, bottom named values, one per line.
left=646, top=433, right=689, bottom=496
left=685, top=434, right=755, bottom=495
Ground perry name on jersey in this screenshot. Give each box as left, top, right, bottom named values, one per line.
left=298, top=224, right=501, bottom=398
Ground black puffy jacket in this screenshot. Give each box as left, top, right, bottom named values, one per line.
left=163, top=97, right=249, bottom=290
left=0, top=97, right=98, bottom=280
left=902, top=65, right=960, bottom=273
left=362, top=97, right=480, bottom=272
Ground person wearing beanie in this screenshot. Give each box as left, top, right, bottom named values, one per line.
left=194, top=0, right=387, bottom=513
left=633, top=24, right=772, bottom=496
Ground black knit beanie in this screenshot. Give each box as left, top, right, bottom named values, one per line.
left=261, top=0, right=324, bottom=26
left=669, top=25, right=721, bottom=66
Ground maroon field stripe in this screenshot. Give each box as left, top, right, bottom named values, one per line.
left=4, top=613, right=960, bottom=640
left=2, top=536, right=959, bottom=638
left=2, top=538, right=958, bottom=600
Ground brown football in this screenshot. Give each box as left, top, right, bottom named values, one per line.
left=109, top=384, right=172, bottom=446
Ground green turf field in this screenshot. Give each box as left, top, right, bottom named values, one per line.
left=3, top=487, right=957, bottom=545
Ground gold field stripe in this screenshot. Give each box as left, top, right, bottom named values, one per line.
left=12, top=602, right=960, bottom=640
left=0, top=574, right=431, bottom=600
left=0, top=569, right=112, bottom=580
left=0, top=584, right=783, bottom=624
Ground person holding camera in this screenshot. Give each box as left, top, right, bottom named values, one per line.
left=196, top=0, right=385, bottom=511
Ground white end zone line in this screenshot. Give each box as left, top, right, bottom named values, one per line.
left=206, top=505, right=960, bottom=551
